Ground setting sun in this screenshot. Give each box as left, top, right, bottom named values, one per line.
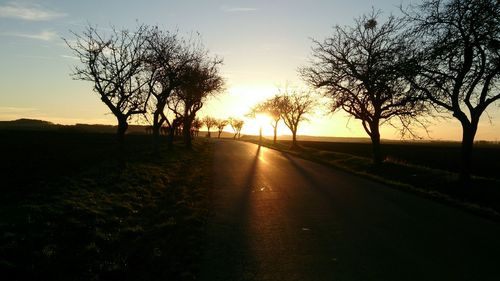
left=245, top=113, right=276, bottom=136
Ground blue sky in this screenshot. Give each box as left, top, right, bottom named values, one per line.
left=0, top=0, right=499, bottom=141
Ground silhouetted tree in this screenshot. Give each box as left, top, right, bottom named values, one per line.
left=65, top=25, right=149, bottom=144
left=192, top=117, right=202, bottom=137
left=160, top=125, right=168, bottom=135
left=143, top=26, right=194, bottom=154
left=229, top=118, right=244, bottom=139
left=203, top=116, right=217, bottom=138
left=172, top=56, right=224, bottom=148
left=301, top=12, right=425, bottom=163
left=251, top=95, right=282, bottom=144
left=165, top=98, right=184, bottom=149
left=216, top=119, right=229, bottom=138
left=277, top=88, right=316, bottom=149
left=405, top=0, right=500, bottom=181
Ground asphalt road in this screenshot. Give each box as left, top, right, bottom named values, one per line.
left=199, top=139, right=500, bottom=281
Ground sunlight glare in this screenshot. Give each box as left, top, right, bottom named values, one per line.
left=255, top=113, right=269, bottom=127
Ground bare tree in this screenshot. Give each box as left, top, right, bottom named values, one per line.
left=172, top=56, right=224, bottom=147
left=216, top=119, right=229, bottom=138
left=250, top=95, right=282, bottom=144
left=143, top=26, right=196, bottom=154
left=65, top=25, right=149, bottom=144
left=301, top=12, right=425, bottom=163
left=229, top=118, right=244, bottom=139
left=277, top=89, right=316, bottom=149
left=143, top=28, right=223, bottom=150
left=165, top=98, right=184, bottom=149
left=203, top=116, right=217, bottom=138
left=405, top=0, right=500, bottom=181
left=192, top=117, right=202, bottom=137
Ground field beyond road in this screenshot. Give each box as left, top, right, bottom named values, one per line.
left=291, top=139, right=500, bottom=180
left=243, top=137, right=500, bottom=218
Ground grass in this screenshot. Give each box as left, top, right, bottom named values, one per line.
left=243, top=136, right=500, bottom=220
left=0, top=131, right=213, bottom=281
left=280, top=139, right=500, bottom=179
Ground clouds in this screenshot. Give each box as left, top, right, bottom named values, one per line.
left=0, top=2, right=64, bottom=42
left=0, top=106, right=38, bottom=113
left=15, top=30, right=58, bottom=41
left=220, top=6, right=257, bottom=13
left=1, top=30, right=58, bottom=41
left=0, top=107, right=38, bottom=121
left=60, top=54, right=79, bottom=60
left=0, top=1, right=66, bottom=21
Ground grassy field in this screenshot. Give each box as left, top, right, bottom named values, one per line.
left=243, top=137, right=500, bottom=218
left=0, top=130, right=212, bottom=281
left=291, top=140, right=500, bottom=180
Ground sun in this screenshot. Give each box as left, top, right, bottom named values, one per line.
left=243, top=113, right=277, bottom=136
left=201, top=84, right=276, bottom=129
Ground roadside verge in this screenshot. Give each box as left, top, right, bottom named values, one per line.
left=242, top=137, right=500, bottom=222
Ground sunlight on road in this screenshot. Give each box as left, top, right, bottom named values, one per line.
left=256, top=145, right=270, bottom=165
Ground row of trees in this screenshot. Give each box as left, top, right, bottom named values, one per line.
left=250, top=88, right=317, bottom=148
left=202, top=116, right=244, bottom=139
left=298, top=0, right=499, bottom=182
left=66, top=0, right=499, bottom=182
left=66, top=24, right=224, bottom=153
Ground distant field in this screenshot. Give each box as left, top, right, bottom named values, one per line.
left=0, top=130, right=212, bottom=280
left=279, top=140, right=500, bottom=179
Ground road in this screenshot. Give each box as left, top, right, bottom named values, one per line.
left=199, top=140, right=500, bottom=281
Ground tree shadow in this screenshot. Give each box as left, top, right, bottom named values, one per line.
left=279, top=151, right=339, bottom=202
left=200, top=143, right=261, bottom=281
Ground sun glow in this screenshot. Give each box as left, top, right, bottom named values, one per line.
left=202, top=83, right=482, bottom=140
left=201, top=84, right=344, bottom=137
left=201, top=84, right=277, bottom=133
left=246, top=113, right=272, bottom=136
left=242, top=120, right=276, bottom=136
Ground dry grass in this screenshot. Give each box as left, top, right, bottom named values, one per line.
left=0, top=131, right=213, bottom=281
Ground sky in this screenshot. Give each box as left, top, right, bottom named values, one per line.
left=0, top=0, right=499, bottom=141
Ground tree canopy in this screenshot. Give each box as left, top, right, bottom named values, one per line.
left=301, top=12, right=426, bottom=163
left=66, top=25, right=150, bottom=143
left=405, top=0, right=500, bottom=180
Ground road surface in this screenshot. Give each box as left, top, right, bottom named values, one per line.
left=199, top=140, right=500, bottom=281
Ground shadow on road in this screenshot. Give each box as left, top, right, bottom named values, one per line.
left=200, top=142, right=261, bottom=280
left=202, top=140, right=500, bottom=281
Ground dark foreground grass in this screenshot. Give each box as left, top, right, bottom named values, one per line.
left=0, top=131, right=212, bottom=281
left=244, top=137, right=500, bottom=219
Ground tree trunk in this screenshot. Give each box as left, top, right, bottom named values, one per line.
left=117, top=116, right=128, bottom=147
left=183, top=118, right=193, bottom=149
left=291, top=128, right=298, bottom=149
left=152, top=113, right=162, bottom=155
left=167, top=127, right=175, bottom=150
left=459, top=122, right=478, bottom=183
left=218, top=131, right=222, bottom=138
left=369, top=122, right=382, bottom=164
left=152, top=127, right=161, bottom=155
left=273, top=122, right=278, bottom=144
left=207, top=129, right=211, bottom=138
